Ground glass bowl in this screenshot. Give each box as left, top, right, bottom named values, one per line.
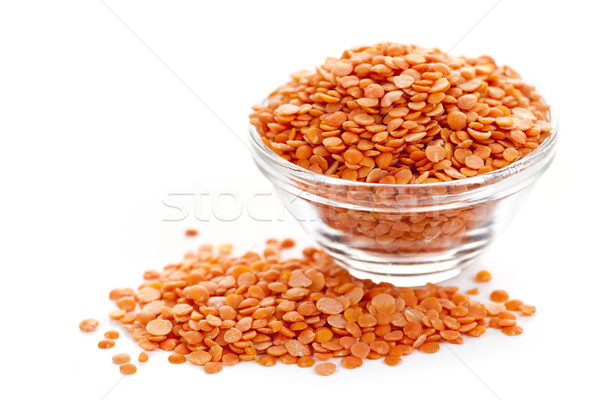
left=249, top=109, right=558, bottom=286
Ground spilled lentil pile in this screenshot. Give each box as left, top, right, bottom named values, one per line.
left=81, top=239, right=535, bottom=376
left=250, top=42, right=551, bottom=183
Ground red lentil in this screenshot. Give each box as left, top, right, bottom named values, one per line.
left=85, top=239, right=534, bottom=376
left=490, top=290, right=510, bottom=302
left=519, top=304, right=536, bottom=316
left=168, top=354, right=186, bottom=364
left=384, top=355, right=402, bottom=366
left=204, top=362, right=222, bottom=374
left=257, top=355, right=277, bottom=367
left=185, top=229, right=198, bottom=237
left=475, top=270, right=492, bottom=282
left=350, top=342, right=371, bottom=359
left=79, top=319, right=99, bottom=332
left=297, top=357, right=315, bottom=368
left=112, top=353, right=130, bottom=364
left=341, top=356, right=363, bottom=369
left=98, top=340, right=115, bottom=349
left=315, top=362, right=336, bottom=376
left=119, top=363, right=137, bottom=375
left=505, top=299, right=524, bottom=311
left=420, top=342, right=440, bottom=354
left=104, top=330, right=119, bottom=339
left=250, top=43, right=551, bottom=184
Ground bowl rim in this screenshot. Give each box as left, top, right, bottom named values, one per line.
left=249, top=103, right=558, bottom=189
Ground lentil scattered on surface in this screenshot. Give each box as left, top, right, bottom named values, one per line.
left=490, top=290, right=509, bottom=302
left=79, top=319, right=99, bottom=332
left=119, top=363, right=137, bottom=375
left=104, top=330, right=119, bottom=339
left=112, top=353, right=130, bottom=364
left=315, top=362, right=337, bottom=376
left=98, top=339, right=115, bottom=349
left=84, top=239, right=534, bottom=375
left=475, top=270, right=492, bottom=282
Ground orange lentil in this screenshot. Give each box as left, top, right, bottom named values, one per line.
left=116, top=297, right=136, bottom=311
left=315, top=327, right=334, bottom=343
left=217, top=243, right=233, bottom=255
left=316, top=297, right=343, bottom=314
left=519, top=304, right=536, bottom=316
left=257, top=355, right=277, bottom=367
left=79, top=319, right=99, bottom=332
left=297, top=357, right=315, bottom=368
left=498, top=311, right=517, bottom=320
left=108, top=309, right=126, bottom=320
left=119, top=363, right=137, bottom=375
left=419, top=342, right=440, bottom=354
left=185, top=229, right=198, bottom=237
left=501, top=325, right=524, bottom=336
left=168, top=354, right=186, bottom=364
left=384, top=355, right=401, bottom=366
left=505, top=299, right=524, bottom=311
left=404, top=321, right=423, bottom=340
left=370, top=341, right=390, bottom=355
left=280, top=354, right=299, bottom=364
left=104, top=330, right=119, bottom=339
left=91, top=238, right=534, bottom=377
left=222, top=353, right=240, bottom=366
left=146, top=319, right=172, bottom=336
left=490, top=290, right=509, bottom=302
left=425, top=145, right=446, bottom=163
left=475, top=270, right=492, bottom=282
left=251, top=43, right=551, bottom=184
left=350, top=342, right=371, bottom=359
left=314, top=362, right=336, bottom=376
left=341, top=355, right=363, bottom=369
left=98, top=339, right=115, bottom=349
left=188, top=350, right=212, bottom=366
left=204, top=362, right=223, bottom=374
left=112, top=353, right=130, bottom=364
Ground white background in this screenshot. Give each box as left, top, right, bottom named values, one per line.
left=1, top=1, right=598, bottom=399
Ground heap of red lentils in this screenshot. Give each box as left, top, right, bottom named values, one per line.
left=81, top=239, right=535, bottom=376
left=250, top=42, right=551, bottom=183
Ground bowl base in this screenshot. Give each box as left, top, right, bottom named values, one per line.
left=321, top=244, right=482, bottom=286
left=342, top=264, right=464, bottom=287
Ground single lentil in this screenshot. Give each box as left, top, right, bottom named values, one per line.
left=112, top=353, right=130, bottom=364
left=476, top=270, right=492, bottom=282
left=104, top=330, right=119, bottom=339
left=490, top=290, right=510, bottom=302
left=168, top=354, right=186, bottom=364
left=98, top=340, right=115, bottom=349
left=519, top=304, right=536, bottom=316
left=315, top=362, right=336, bottom=376
left=204, top=362, right=223, bottom=374
left=119, top=363, right=137, bottom=375
left=79, top=319, right=99, bottom=332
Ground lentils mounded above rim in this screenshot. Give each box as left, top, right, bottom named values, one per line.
left=250, top=42, right=551, bottom=184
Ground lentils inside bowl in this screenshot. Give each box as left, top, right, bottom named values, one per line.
left=250, top=42, right=551, bottom=184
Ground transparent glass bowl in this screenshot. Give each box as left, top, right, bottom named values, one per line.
left=249, top=111, right=558, bottom=286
